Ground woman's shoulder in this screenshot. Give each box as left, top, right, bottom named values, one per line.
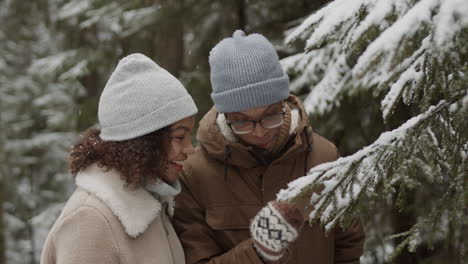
left=48, top=188, right=127, bottom=243
left=56, top=189, right=119, bottom=229
left=41, top=189, right=123, bottom=263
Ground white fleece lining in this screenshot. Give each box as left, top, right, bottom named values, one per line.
left=289, top=108, right=299, bottom=135
left=216, top=113, right=237, bottom=142
left=216, top=108, right=300, bottom=142
left=76, top=163, right=162, bottom=238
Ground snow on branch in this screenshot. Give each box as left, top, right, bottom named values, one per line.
left=277, top=98, right=467, bottom=232
left=121, top=7, right=159, bottom=37
left=352, top=0, right=438, bottom=78
left=5, top=132, right=75, bottom=152
left=59, top=60, right=88, bottom=81
left=77, top=4, right=159, bottom=36
left=57, top=0, right=92, bottom=20
left=286, top=0, right=373, bottom=47
left=28, top=51, right=78, bottom=77
left=283, top=0, right=468, bottom=121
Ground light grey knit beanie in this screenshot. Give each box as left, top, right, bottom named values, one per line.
left=98, top=53, right=198, bottom=141
left=209, top=30, right=289, bottom=113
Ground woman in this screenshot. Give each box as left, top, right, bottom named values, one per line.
left=40, top=53, right=198, bottom=264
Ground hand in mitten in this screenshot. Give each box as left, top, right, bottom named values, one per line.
left=250, top=201, right=304, bottom=263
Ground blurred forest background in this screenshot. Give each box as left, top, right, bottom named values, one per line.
left=0, top=0, right=466, bottom=264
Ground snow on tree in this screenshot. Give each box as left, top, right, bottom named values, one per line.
left=0, top=1, right=174, bottom=262
left=0, top=1, right=84, bottom=262
left=279, top=0, right=467, bottom=262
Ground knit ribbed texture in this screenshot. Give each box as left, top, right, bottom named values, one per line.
left=250, top=201, right=303, bottom=262
left=209, top=30, right=289, bottom=113
left=98, top=53, right=198, bottom=141
left=269, top=104, right=292, bottom=155
left=145, top=179, right=181, bottom=198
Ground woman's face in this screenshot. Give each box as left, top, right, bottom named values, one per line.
left=163, top=116, right=196, bottom=183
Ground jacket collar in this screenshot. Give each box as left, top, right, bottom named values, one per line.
left=75, top=163, right=162, bottom=238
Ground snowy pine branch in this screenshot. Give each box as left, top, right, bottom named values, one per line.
left=282, top=0, right=468, bottom=122
left=280, top=3, right=467, bottom=258
left=278, top=95, right=467, bottom=234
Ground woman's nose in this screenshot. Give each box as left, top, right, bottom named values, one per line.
left=184, top=141, right=195, bottom=155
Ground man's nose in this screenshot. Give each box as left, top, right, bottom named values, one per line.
left=251, top=123, right=267, bottom=137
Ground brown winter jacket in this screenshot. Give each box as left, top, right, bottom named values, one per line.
left=174, top=95, right=365, bottom=264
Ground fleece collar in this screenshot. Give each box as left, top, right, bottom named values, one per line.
left=75, top=163, right=163, bottom=238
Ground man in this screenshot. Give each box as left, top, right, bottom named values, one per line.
left=174, top=30, right=365, bottom=264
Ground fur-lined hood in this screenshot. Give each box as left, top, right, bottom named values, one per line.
left=75, top=163, right=174, bottom=237
left=195, top=95, right=312, bottom=168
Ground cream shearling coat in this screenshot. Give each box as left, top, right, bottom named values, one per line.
left=40, top=163, right=185, bottom=264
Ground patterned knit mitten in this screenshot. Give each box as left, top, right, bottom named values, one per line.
left=250, top=201, right=304, bottom=262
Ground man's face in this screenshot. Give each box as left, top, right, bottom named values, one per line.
left=225, top=102, right=284, bottom=150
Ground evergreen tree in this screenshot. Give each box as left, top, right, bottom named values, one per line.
left=0, top=0, right=333, bottom=262
left=0, top=182, right=4, bottom=264
left=0, top=0, right=83, bottom=262
left=0, top=10, right=6, bottom=260
left=279, top=0, right=468, bottom=263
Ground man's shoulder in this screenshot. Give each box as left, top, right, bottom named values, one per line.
left=310, top=132, right=337, bottom=150
left=181, top=146, right=223, bottom=184
left=309, top=132, right=340, bottom=163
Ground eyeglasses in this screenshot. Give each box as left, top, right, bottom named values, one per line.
left=226, top=107, right=286, bottom=135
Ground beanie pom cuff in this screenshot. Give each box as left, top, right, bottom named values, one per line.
left=100, top=95, right=197, bottom=141
left=211, top=75, right=289, bottom=113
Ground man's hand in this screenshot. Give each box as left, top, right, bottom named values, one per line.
left=250, top=201, right=304, bottom=263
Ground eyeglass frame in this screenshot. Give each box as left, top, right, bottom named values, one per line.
left=226, top=103, right=286, bottom=135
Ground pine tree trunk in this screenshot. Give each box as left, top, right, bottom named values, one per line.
left=28, top=223, right=35, bottom=264
left=151, top=1, right=185, bottom=77
left=237, top=0, right=246, bottom=31
left=0, top=90, right=5, bottom=264
left=152, top=23, right=184, bottom=77
left=0, top=179, right=4, bottom=264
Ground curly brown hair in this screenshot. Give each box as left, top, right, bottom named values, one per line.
left=69, top=127, right=170, bottom=189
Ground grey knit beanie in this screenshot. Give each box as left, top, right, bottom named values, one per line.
left=209, top=30, right=289, bottom=113
left=98, top=53, right=198, bottom=141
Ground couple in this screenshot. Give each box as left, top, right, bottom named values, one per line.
left=41, top=30, right=364, bottom=264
